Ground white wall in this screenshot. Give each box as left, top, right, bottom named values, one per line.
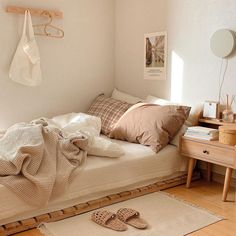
left=0, top=0, right=115, bottom=129
left=115, top=0, right=168, bottom=99
left=115, top=0, right=236, bottom=108
left=167, top=0, right=236, bottom=110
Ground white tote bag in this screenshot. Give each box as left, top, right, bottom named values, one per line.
left=9, top=10, right=42, bottom=86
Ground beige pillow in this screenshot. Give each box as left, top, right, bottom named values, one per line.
left=110, top=103, right=191, bottom=152
left=87, top=94, right=132, bottom=135
left=145, top=95, right=201, bottom=146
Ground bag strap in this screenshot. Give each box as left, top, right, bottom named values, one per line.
left=27, top=11, right=35, bottom=40
left=21, top=10, right=28, bottom=38
left=21, top=10, right=35, bottom=41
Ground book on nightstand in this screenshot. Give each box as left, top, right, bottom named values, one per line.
left=184, top=126, right=219, bottom=141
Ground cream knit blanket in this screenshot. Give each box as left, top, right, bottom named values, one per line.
left=0, top=122, right=88, bottom=207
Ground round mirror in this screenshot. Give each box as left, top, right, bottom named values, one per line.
left=210, top=29, right=236, bottom=58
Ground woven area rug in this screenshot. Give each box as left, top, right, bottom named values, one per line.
left=39, top=192, right=223, bottom=236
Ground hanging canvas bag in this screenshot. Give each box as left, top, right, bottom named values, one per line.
left=9, top=10, right=42, bottom=86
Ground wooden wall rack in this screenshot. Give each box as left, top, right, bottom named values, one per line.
left=6, top=5, right=63, bottom=19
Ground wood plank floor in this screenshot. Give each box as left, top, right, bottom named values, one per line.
left=14, top=180, right=236, bottom=236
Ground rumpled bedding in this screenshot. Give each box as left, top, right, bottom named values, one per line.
left=0, top=123, right=88, bottom=207
left=34, top=112, right=124, bottom=158
left=0, top=113, right=124, bottom=206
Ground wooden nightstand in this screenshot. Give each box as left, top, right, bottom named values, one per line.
left=180, top=136, right=236, bottom=201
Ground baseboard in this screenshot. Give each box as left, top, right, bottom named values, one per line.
left=201, top=169, right=236, bottom=188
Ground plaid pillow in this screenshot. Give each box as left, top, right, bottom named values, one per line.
left=87, top=95, right=132, bottom=135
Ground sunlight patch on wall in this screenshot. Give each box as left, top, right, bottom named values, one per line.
left=170, top=51, right=184, bottom=103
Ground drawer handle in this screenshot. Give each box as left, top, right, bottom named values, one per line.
left=203, top=150, right=209, bottom=155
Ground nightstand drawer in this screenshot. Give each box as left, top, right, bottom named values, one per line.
left=181, top=138, right=236, bottom=167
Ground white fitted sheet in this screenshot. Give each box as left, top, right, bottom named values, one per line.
left=0, top=139, right=187, bottom=225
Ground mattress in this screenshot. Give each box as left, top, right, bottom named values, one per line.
left=0, top=139, right=187, bottom=225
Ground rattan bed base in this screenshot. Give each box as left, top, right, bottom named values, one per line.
left=0, top=171, right=200, bottom=236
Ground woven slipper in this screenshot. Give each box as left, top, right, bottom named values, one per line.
left=91, top=210, right=128, bottom=231
left=117, top=208, right=148, bottom=229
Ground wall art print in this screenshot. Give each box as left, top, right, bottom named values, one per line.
left=144, top=31, right=167, bottom=80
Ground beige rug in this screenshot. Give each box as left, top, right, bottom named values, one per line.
left=39, top=192, right=223, bottom=236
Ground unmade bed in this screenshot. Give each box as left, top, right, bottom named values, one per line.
left=0, top=137, right=187, bottom=226
left=0, top=95, right=193, bottom=234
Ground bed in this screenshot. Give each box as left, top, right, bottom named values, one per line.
left=0, top=91, right=201, bottom=235
left=0, top=137, right=187, bottom=226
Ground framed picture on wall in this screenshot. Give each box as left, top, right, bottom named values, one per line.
left=144, top=31, right=167, bottom=80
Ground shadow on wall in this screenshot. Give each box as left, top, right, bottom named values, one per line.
left=170, top=51, right=184, bottom=103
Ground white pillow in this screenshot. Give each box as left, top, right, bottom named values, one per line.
left=111, top=88, right=142, bottom=104
left=145, top=95, right=175, bottom=106
left=169, top=122, right=191, bottom=146
left=145, top=95, right=201, bottom=147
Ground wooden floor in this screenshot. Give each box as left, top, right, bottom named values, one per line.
left=14, top=180, right=236, bottom=236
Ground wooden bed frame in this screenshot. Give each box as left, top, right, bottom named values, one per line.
left=0, top=171, right=200, bottom=235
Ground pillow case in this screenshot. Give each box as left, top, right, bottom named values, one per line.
left=109, top=103, right=191, bottom=152
left=145, top=95, right=200, bottom=146
left=111, top=88, right=143, bottom=104
left=145, top=95, right=200, bottom=125
left=87, top=94, right=132, bottom=135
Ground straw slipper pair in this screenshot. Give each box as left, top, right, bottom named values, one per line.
left=91, top=208, right=148, bottom=231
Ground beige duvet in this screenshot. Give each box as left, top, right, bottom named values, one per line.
left=0, top=122, right=88, bottom=207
